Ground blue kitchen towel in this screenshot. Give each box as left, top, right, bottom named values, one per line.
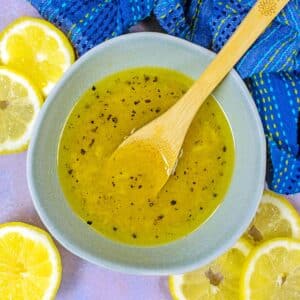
left=28, top=0, right=300, bottom=194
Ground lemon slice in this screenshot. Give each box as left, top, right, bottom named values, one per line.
left=169, top=238, right=252, bottom=300
left=0, top=17, right=75, bottom=96
left=244, top=190, right=300, bottom=245
left=241, top=238, right=300, bottom=300
left=0, top=222, right=61, bottom=300
left=0, top=66, right=42, bottom=154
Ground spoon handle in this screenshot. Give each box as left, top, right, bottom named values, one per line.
left=171, top=0, right=289, bottom=132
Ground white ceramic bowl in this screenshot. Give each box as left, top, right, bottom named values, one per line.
left=27, top=33, right=265, bottom=275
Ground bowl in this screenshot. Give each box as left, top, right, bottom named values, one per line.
left=27, top=32, right=266, bottom=275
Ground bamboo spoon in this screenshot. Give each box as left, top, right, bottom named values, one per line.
left=112, top=0, right=289, bottom=191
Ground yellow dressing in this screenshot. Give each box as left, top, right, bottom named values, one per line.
left=103, top=141, right=170, bottom=199
left=58, top=67, right=234, bottom=246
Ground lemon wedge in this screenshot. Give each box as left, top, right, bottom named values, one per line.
left=0, top=222, right=62, bottom=300
left=0, top=17, right=75, bottom=96
left=169, top=238, right=252, bottom=300
left=0, top=66, right=42, bottom=154
left=244, top=191, right=300, bottom=245
left=241, top=238, right=300, bottom=300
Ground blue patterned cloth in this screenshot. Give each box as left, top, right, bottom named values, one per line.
left=29, top=0, right=300, bottom=194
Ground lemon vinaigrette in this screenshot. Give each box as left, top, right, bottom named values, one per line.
left=58, top=67, right=235, bottom=246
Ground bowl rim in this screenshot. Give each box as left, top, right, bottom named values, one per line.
left=27, top=32, right=266, bottom=275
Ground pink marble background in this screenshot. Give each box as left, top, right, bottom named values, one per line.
left=0, top=1, right=299, bottom=299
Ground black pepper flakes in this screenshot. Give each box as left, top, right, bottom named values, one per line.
left=144, top=74, right=150, bottom=82
left=112, top=117, right=118, bottom=123
left=113, top=226, right=118, bottom=231
left=107, top=114, right=112, bottom=121
left=223, top=146, right=227, bottom=152
left=132, top=233, right=137, bottom=239
left=91, top=86, right=96, bottom=91
left=144, top=99, right=151, bottom=103
left=91, top=126, right=98, bottom=132
left=134, top=100, right=140, bottom=105
left=153, top=76, right=158, bottom=82
left=87, top=220, right=93, bottom=225
left=170, top=200, right=177, bottom=205
left=68, top=169, right=73, bottom=175
left=213, top=193, right=218, bottom=198
left=155, top=107, right=161, bottom=113
left=138, top=185, right=142, bottom=189
left=80, top=149, right=86, bottom=155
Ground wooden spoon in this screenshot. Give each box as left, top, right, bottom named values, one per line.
left=114, top=0, right=289, bottom=190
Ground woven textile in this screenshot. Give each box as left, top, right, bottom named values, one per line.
left=29, top=0, right=300, bottom=194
